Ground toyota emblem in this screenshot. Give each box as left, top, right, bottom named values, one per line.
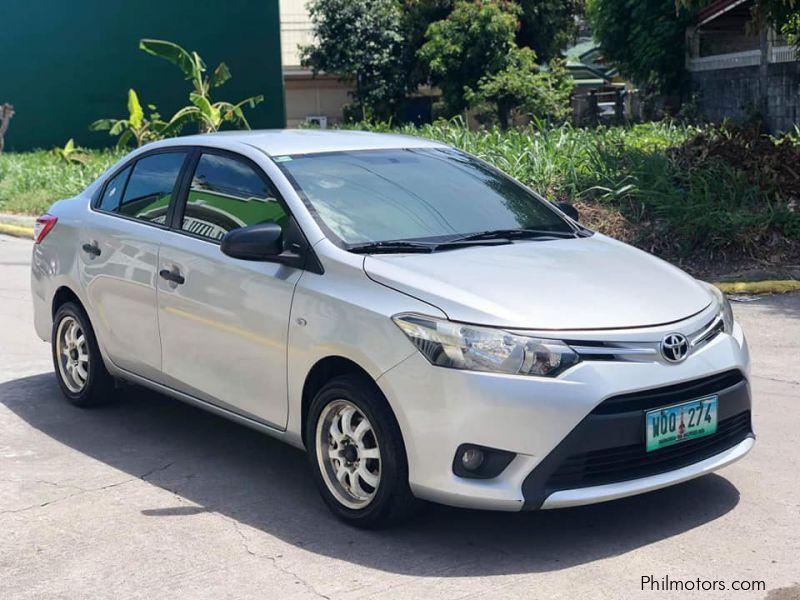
left=660, top=333, right=689, bottom=363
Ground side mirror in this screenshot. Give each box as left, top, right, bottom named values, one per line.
left=553, top=201, right=579, bottom=222
left=221, top=223, right=284, bottom=261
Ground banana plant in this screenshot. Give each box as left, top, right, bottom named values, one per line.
left=89, top=89, right=167, bottom=148
left=52, top=138, right=90, bottom=165
left=139, top=39, right=263, bottom=134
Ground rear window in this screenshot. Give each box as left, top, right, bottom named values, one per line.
left=99, top=152, right=188, bottom=225
left=98, top=166, right=131, bottom=212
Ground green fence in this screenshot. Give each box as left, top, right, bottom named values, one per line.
left=0, top=0, right=285, bottom=151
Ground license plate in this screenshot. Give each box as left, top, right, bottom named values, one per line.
left=645, top=396, right=718, bottom=452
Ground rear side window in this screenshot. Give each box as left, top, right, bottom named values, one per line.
left=98, top=166, right=131, bottom=212
left=99, top=152, right=187, bottom=225
left=180, top=152, right=287, bottom=241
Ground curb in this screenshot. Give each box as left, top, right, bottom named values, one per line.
left=0, top=222, right=33, bottom=239
left=713, top=280, right=800, bottom=295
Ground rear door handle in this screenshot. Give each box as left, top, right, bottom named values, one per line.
left=159, top=269, right=185, bottom=285
left=81, top=243, right=101, bottom=256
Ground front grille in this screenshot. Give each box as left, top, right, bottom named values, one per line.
left=593, top=369, right=746, bottom=415
left=546, top=411, right=752, bottom=490
left=566, top=314, right=724, bottom=364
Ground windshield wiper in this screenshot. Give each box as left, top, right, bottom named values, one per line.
left=449, top=228, right=579, bottom=243
left=349, top=240, right=436, bottom=254
left=348, top=238, right=513, bottom=254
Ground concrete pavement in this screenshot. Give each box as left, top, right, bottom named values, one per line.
left=1, top=233, right=799, bottom=600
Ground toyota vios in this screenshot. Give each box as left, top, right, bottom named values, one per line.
left=31, top=130, right=753, bottom=527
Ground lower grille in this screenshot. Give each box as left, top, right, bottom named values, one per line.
left=547, top=411, right=752, bottom=490
left=593, top=369, right=746, bottom=415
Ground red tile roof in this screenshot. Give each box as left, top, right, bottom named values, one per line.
left=697, top=0, right=751, bottom=25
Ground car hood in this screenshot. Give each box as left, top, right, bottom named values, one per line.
left=363, top=234, right=712, bottom=330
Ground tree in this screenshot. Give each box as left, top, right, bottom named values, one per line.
left=755, top=1, right=800, bottom=56
left=465, top=48, right=574, bottom=127
left=517, top=0, right=582, bottom=62
left=0, top=103, right=13, bottom=154
left=301, top=0, right=409, bottom=121
left=401, top=0, right=455, bottom=88
left=587, top=0, right=694, bottom=95
left=784, top=12, right=800, bottom=55
left=139, top=39, right=263, bottom=134
left=419, top=0, right=522, bottom=116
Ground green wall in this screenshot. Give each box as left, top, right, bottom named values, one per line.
left=0, top=0, right=285, bottom=151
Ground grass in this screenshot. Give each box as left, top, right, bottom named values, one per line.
left=1, top=121, right=797, bottom=271
left=0, top=149, right=123, bottom=215
left=354, top=119, right=799, bottom=265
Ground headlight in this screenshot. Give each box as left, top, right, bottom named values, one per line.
left=705, top=283, right=734, bottom=333
left=392, top=314, right=580, bottom=377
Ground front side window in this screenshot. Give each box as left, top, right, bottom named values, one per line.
left=276, top=148, right=574, bottom=245
left=180, top=153, right=287, bottom=241
left=100, top=152, right=187, bottom=224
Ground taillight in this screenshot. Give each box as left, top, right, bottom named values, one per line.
left=34, top=214, right=58, bottom=244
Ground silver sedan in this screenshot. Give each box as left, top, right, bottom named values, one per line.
left=30, top=130, right=753, bottom=527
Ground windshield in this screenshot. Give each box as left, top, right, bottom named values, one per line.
left=275, top=148, right=575, bottom=246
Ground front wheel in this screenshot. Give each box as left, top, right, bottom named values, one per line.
left=306, top=375, right=417, bottom=528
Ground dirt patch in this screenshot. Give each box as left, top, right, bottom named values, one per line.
left=573, top=199, right=800, bottom=280
left=669, top=125, right=800, bottom=205
left=573, top=200, right=638, bottom=244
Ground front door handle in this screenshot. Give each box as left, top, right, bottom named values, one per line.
left=159, top=269, right=185, bottom=285
left=81, top=243, right=101, bottom=256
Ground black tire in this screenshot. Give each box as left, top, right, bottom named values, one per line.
left=51, top=301, right=115, bottom=407
left=306, top=374, right=418, bottom=528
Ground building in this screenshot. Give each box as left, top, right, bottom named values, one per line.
left=565, top=40, right=614, bottom=90
left=686, top=0, right=800, bottom=132
left=279, top=0, right=353, bottom=128
left=563, top=37, right=634, bottom=125
left=0, top=1, right=286, bottom=151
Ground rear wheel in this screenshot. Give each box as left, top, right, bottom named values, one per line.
left=52, top=302, right=114, bottom=407
left=307, top=375, right=417, bottom=528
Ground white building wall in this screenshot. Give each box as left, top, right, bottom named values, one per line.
left=280, top=0, right=314, bottom=70
left=279, top=0, right=353, bottom=126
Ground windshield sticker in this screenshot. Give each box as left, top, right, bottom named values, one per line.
left=273, top=155, right=293, bottom=163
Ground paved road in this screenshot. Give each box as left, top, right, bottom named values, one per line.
left=1, top=234, right=798, bottom=600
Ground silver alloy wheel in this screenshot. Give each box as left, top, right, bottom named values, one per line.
left=56, top=316, right=89, bottom=394
left=315, top=399, right=382, bottom=509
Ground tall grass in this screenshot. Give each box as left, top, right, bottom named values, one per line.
left=0, top=149, right=123, bottom=215
left=355, top=119, right=700, bottom=201
left=1, top=122, right=796, bottom=264
left=353, top=119, right=797, bottom=258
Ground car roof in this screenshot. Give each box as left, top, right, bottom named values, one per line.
left=164, top=129, right=448, bottom=157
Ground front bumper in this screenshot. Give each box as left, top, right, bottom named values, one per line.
left=541, top=436, right=753, bottom=509
left=376, top=320, right=752, bottom=511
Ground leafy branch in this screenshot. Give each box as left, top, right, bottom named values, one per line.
left=139, top=39, right=263, bottom=134
left=90, top=89, right=167, bottom=148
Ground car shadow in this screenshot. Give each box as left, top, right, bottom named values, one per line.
left=1, top=373, right=742, bottom=577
